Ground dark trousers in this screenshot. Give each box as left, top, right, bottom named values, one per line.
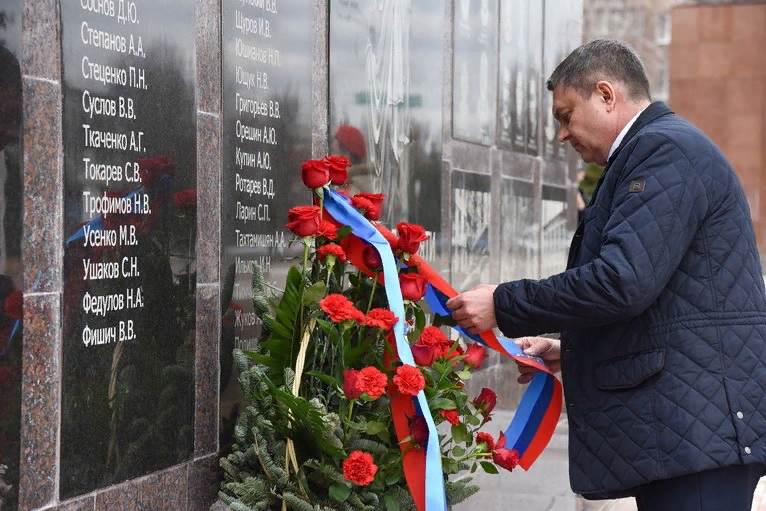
left=634, top=463, right=765, bottom=511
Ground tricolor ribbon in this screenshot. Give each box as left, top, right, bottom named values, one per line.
left=323, top=188, right=562, bottom=510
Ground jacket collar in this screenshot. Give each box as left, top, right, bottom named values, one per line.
left=606, top=101, right=674, bottom=166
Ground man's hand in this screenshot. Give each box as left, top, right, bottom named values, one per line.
left=515, top=337, right=562, bottom=384
left=446, top=284, right=498, bottom=335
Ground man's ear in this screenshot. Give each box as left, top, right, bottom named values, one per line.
left=595, top=81, right=617, bottom=112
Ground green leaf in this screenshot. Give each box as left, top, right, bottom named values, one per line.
left=365, top=421, right=386, bottom=436
left=465, top=414, right=481, bottom=427
left=302, top=281, right=327, bottom=305
left=414, top=308, right=426, bottom=330
left=336, top=225, right=353, bottom=240
left=329, top=483, right=351, bottom=502
left=452, top=446, right=466, bottom=457
left=428, top=397, right=457, bottom=412
left=451, top=423, right=471, bottom=445
left=456, top=370, right=472, bottom=380
left=385, top=469, right=402, bottom=485
left=377, top=429, right=391, bottom=444
left=384, top=495, right=401, bottom=511
left=305, top=370, right=340, bottom=388
left=470, top=462, right=478, bottom=473
left=480, top=461, right=499, bottom=474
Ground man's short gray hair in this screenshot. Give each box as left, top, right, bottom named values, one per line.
left=546, top=39, right=651, bottom=102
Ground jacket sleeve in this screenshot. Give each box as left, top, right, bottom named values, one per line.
left=494, top=134, right=709, bottom=338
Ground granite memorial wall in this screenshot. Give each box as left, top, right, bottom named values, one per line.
left=5, top=0, right=582, bottom=508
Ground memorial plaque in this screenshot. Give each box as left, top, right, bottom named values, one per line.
left=541, top=185, right=571, bottom=277
left=498, top=0, right=527, bottom=153
left=501, top=178, right=538, bottom=282
left=219, top=0, right=313, bottom=426
left=0, top=2, right=23, bottom=508
left=453, top=0, right=497, bottom=146
left=60, top=0, right=197, bottom=498
left=451, top=170, right=490, bottom=292
left=329, top=0, right=445, bottom=269
left=526, top=0, right=543, bottom=156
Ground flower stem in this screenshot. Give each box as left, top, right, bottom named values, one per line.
left=366, top=272, right=379, bottom=314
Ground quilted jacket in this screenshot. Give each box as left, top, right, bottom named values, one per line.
left=494, top=102, right=766, bottom=499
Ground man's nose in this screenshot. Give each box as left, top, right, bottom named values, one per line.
left=558, top=125, right=569, bottom=143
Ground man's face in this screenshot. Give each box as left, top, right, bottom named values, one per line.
left=551, top=85, right=616, bottom=165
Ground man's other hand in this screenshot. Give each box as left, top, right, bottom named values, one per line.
left=446, top=284, right=498, bottom=335
left=515, top=337, right=562, bottom=384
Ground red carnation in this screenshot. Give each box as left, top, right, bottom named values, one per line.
left=365, top=308, right=398, bottom=331
left=351, top=195, right=374, bottom=213
left=473, top=388, right=497, bottom=419
left=476, top=432, right=496, bottom=454
left=356, top=366, right=388, bottom=400
left=416, top=326, right=452, bottom=358
left=408, top=415, right=429, bottom=447
left=173, top=189, right=196, bottom=214
left=493, top=448, right=520, bottom=472
left=396, top=222, right=428, bottom=255
left=355, top=193, right=385, bottom=221
left=319, top=294, right=366, bottom=323
left=301, top=159, right=331, bottom=189
left=318, top=243, right=346, bottom=263
left=4, top=290, right=22, bottom=320
left=441, top=409, right=460, bottom=426
left=343, top=451, right=378, bottom=486
left=317, top=220, right=338, bottom=240
left=362, top=245, right=382, bottom=271
left=344, top=369, right=362, bottom=400
left=324, top=155, right=350, bottom=185
left=285, top=205, right=322, bottom=237
left=464, top=343, right=489, bottom=369
left=138, top=155, right=175, bottom=187
left=399, top=272, right=428, bottom=301
left=410, top=343, right=438, bottom=366
left=393, top=364, right=425, bottom=396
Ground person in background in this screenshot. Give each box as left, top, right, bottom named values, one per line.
left=447, top=39, right=766, bottom=510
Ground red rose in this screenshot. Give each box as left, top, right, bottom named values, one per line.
left=301, top=159, right=330, bottom=189
left=355, top=193, right=385, bottom=221
left=344, top=369, right=362, bottom=399
left=416, top=326, right=452, bottom=357
left=173, top=189, right=196, bottom=215
left=317, top=220, right=338, bottom=240
left=396, top=222, right=428, bottom=255
left=285, top=205, right=322, bottom=237
left=351, top=195, right=374, bottom=213
left=493, top=448, right=520, bottom=472
left=476, top=432, right=496, bottom=454
left=399, top=272, right=428, bottom=301
left=362, top=245, right=382, bottom=271
left=139, top=155, right=175, bottom=187
left=343, top=451, right=378, bottom=486
left=319, top=294, right=366, bottom=323
left=365, top=308, right=398, bottom=331
left=324, top=155, right=350, bottom=185
left=441, top=409, right=460, bottom=426
left=408, top=415, right=429, bottom=447
left=393, top=364, right=425, bottom=396
left=463, top=343, right=489, bottom=369
left=410, top=343, right=438, bottom=366
left=356, top=366, right=388, bottom=399
left=473, top=388, right=497, bottom=418
left=318, top=243, right=346, bottom=263
left=4, top=290, right=22, bottom=320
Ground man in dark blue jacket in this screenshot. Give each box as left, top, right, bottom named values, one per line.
left=447, top=39, right=766, bottom=510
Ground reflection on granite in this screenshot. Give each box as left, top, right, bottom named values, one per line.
left=22, top=77, right=62, bottom=294
left=19, top=293, right=60, bottom=510
left=501, top=178, right=540, bottom=282
left=195, top=285, right=220, bottom=457
left=196, top=0, right=221, bottom=115
left=187, top=454, right=219, bottom=511
left=21, top=0, right=60, bottom=80
left=311, top=0, right=329, bottom=156
left=94, top=462, right=188, bottom=511
left=196, top=114, right=220, bottom=285
left=451, top=171, right=491, bottom=293
left=59, top=0, right=197, bottom=498
left=57, top=495, right=96, bottom=511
